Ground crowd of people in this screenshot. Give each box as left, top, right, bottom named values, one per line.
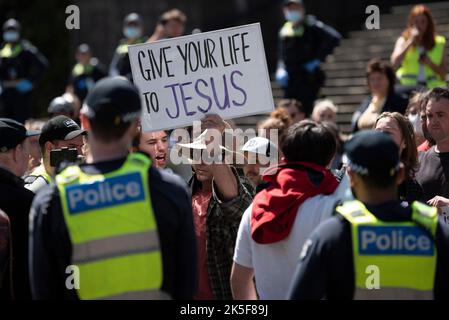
left=0, top=1, right=449, bottom=300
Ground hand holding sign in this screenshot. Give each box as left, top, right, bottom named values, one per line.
left=128, top=23, right=274, bottom=132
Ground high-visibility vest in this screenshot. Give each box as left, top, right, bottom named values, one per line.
left=279, top=21, right=304, bottom=38
left=115, top=37, right=146, bottom=55
left=56, top=153, right=166, bottom=300
left=72, top=62, right=94, bottom=77
left=337, top=200, right=438, bottom=300
left=396, top=35, right=447, bottom=88
left=29, top=164, right=52, bottom=185
left=0, top=43, right=23, bottom=58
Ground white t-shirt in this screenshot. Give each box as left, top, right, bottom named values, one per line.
left=233, top=174, right=351, bottom=299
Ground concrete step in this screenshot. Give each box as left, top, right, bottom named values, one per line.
left=334, top=42, right=449, bottom=56
left=392, top=2, right=449, bottom=14
left=322, top=61, right=368, bottom=71
left=336, top=112, right=354, bottom=123
left=321, top=86, right=368, bottom=96
left=349, top=23, right=449, bottom=39
left=323, top=94, right=366, bottom=105
left=325, top=77, right=366, bottom=87
left=376, top=10, right=449, bottom=28
left=326, top=69, right=368, bottom=79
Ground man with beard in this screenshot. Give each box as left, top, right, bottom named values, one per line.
left=416, top=88, right=449, bottom=223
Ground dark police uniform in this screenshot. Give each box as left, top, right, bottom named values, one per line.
left=109, top=37, right=146, bottom=82
left=278, top=15, right=340, bottom=115
left=0, top=118, right=40, bottom=300
left=288, top=130, right=449, bottom=300
left=29, top=77, right=197, bottom=300
left=0, top=40, right=48, bottom=122
left=68, top=58, right=107, bottom=102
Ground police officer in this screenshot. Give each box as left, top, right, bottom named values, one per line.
left=67, top=44, right=107, bottom=103
left=0, top=19, right=48, bottom=123
left=276, top=0, right=341, bottom=116
left=0, top=118, right=40, bottom=300
left=288, top=130, right=449, bottom=300
left=29, top=77, right=197, bottom=300
left=24, top=115, right=85, bottom=193
left=109, top=13, right=146, bottom=81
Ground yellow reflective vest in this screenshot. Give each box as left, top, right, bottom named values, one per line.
left=56, top=153, right=166, bottom=300
left=396, top=35, right=447, bottom=88
left=337, top=200, right=437, bottom=300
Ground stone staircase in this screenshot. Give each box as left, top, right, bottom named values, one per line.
left=235, top=1, right=449, bottom=134
left=323, top=1, right=449, bottom=133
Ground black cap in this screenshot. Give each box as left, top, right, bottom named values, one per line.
left=344, top=130, right=400, bottom=177
left=39, top=116, right=85, bottom=147
left=123, top=12, right=143, bottom=26
left=0, top=118, right=40, bottom=152
left=48, top=96, right=75, bottom=115
left=284, top=0, right=303, bottom=5
left=3, top=18, right=20, bottom=31
left=82, top=76, right=142, bottom=124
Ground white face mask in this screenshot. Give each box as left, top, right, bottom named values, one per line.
left=285, top=10, right=304, bottom=24
left=3, top=30, right=19, bottom=42
left=123, top=26, right=142, bottom=40
left=408, top=113, right=423, bottom=137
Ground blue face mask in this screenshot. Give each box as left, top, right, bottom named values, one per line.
left=285, top=10, right=304, bottom=24
left=123, top=26, right=142, bottom=40
left=3, top=31, right=19, bottom=43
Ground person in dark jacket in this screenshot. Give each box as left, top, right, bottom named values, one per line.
left=352, top=59, right=408, bottom=132
left=0, top=118, right=39, bottom=300
left=109, top=13, right=146, bottom=81
left=67, top=44, right=107, bottom=103
left=276, top=0, right=341, bottom=116
left=0, top=19, right=48, bottom=123
left=288, top=131, right=449, bottom=300
left=29, top=77, right=197, bottom=300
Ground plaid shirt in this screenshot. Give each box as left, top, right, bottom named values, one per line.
left=190, top=168, right=253, bottom=300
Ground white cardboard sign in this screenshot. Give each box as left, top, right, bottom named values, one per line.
left=128, top=23, right=274, bottom=131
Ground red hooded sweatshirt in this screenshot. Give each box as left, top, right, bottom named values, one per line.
left=251, top=162, right=339, bottom=244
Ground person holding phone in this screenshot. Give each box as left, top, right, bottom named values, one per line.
left=147, top=9, right=187, bottom=43
left=391, top=4, right=447, bottom=94
left=24, top=115, right=85, bottom=193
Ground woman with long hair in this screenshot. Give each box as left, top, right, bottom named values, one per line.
left=391, top=4, right=447, bottom=91
left=352, top=59, right=408, bottom=132
left=374, top=112, right=423, bottom=202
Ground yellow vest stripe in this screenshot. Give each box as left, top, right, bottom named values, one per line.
left=101, top=289, right=171, bottom=300
left=72, top=230, right=159, bottom=264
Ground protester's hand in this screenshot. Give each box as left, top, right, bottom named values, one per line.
left=16, top=79, right=33, bottom=93
left=201, top=114, right=231, bottom=134
left=427, top=195, right=449, bottom=208
left=275, top=67, right=289, bottom=88
left=148, top=23, right=166, bottom=42
left=410, top=26, right=420, bottom=43
left=303, top=59, right=321, bottom=73
left=419, top=54, right=432, bottom=67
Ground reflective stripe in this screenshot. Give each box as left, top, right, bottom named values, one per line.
left=72, top=230, right=159, bottom=264
left=354, top=287, right=433, bottom=300
left=400, top=74, right=438, bottom=81
left=101, top=289, right=171, bottom=300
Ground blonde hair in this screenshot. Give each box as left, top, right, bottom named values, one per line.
left=312, top=99, right=338, bottom=121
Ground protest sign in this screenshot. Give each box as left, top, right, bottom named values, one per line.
left=128, top=23, right=274, bottom=131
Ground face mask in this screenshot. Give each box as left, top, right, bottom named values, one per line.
left=123, top=26, right=141, bottom=39
left=3, top=31, right=19, bottom=42
left=285, top=10, right=303, bottom=24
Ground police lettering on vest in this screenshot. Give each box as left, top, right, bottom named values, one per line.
left=358, top=226, right=434, bottom=256
left=65, top=172, right=145, bottom=214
